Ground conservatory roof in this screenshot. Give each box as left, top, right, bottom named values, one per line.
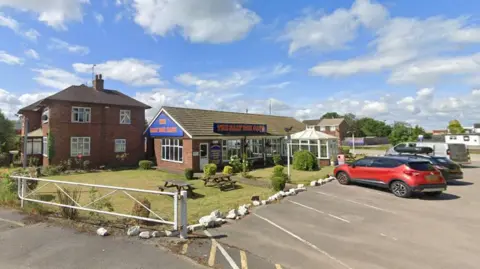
left=290, top=129, right=337, bottom=140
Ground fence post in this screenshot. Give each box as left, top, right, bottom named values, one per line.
left=173, top=192, right=178, bottom=230
left=21, top=178, right=26, bottom=208
left=180, top=190, right=188, bottom=239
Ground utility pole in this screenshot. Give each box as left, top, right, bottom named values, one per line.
left=23, top=118, right=29, bottom=168
left=269, top=99, right=272, bottom=115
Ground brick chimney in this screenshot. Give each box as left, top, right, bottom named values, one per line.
left=93, top=74, right=104, bottom=91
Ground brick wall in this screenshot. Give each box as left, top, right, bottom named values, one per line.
left=46, top=101, right=146, bottom=167
left=154, top=136, right=193, bottom=172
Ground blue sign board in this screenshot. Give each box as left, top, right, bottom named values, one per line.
left=149, top=113, right=184, bottom=137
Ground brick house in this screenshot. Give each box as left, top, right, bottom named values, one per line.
left=303, top=118, right=348, bottom=142
left=144, top=106, right=339, bottom=173
left=18, top=74, right=150, bottom=167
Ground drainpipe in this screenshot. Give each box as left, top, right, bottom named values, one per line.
left=23, top=118, right=29, bottom=168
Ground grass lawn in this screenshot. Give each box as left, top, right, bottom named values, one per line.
left=32, top=169, right=273, bottom=224
left=249, top=165, right=335, bottom=184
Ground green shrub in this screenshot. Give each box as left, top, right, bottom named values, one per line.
left=228, top=155, right=242, bottom=173
left=57, top=188, right=81, bottom=220
left=138, top=160, right=153, bottom=170
left=223, top=165, right=233, bottom=175
left=184, top=168, right=194, bottom=180
left=88, top=187, right=114, bottom=219
left=272, top=165, right=288, bottom=183
left=273, top=154, right=282, bottom=165
left=41, top=165, right=62, bottom=176
left=271, top=176, right=287, bottom=191
left=28, top=156, right=39, bottom=167
left=82, top=160, right=90, bottom=171
left=0, top=152, right=10, bottom=166
left=0, top=172, right=17, bottom=205
left=131, top=197, right=150, bottom=224
left=203, top=163, right=217, bottom=177
left=293, top=150, right=319, bottom=171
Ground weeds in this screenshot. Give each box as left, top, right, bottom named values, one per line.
left=56, top=188, right=81, bottom=220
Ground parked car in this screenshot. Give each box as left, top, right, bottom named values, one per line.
left=386, top=151, right=463, bottom=182
left=386, top=142, right=470, bottom=165
left=334, top=156, right=447, bottom=198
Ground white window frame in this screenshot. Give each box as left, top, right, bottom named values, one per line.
left=161, top=139, right=183, bottom=163
left=320, top=126, right=326, bottom=131
left=42, top=108, right=49, bottom=124
left=115, top=139, right=127, bottom=153
left=120, top=110, right=131, bottom=124
left=70, top=137, right=91, bottom=157
left=222, top=139, right=241, bottom=162
left=26, top=138, right=42, bottom=155
left=43, top=137, right=48, bottom=157
left=71, top=107, right=91, bottom=123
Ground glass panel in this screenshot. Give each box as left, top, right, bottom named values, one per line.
left=200, top=144, right=207, bottom=157
left=320, top=145, right=327, bottom=158
left=162, top=146, right=166, bottom=159
left=174, top=147, right=178, bottom=161
left=179, top=147, right=183, bottom=161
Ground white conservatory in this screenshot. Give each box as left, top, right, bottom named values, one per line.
left=287, top=128, right=339, bottom=166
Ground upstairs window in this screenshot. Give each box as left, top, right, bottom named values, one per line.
left=72, top=107, right=91, bottom=123
left=120, top=110, right=131, bottom=124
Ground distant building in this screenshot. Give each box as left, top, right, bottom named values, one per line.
left=302, top=118, right=348, bottom=142
left=431, top=129, right=448, bottom=135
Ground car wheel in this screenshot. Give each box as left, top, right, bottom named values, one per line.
left=390, top=180, right=412, bottom=198
left=336, top=172, right=351, bottom=185
left=424, top=191, right=442, bottom=197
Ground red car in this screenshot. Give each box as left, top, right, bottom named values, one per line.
left=334, top=156, right=447, bottom=198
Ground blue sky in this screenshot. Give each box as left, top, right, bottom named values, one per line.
left=0, top=0, right=480, bottom=130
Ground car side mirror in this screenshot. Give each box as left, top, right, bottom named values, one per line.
left=351, top=163, right=356, bottom=168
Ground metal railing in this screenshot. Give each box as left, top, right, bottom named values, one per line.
left=10, top=176, right=188, bottom=238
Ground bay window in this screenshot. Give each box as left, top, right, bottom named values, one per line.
left=222, top=140, right=241, bottom=161
left=25, top=138, right=42, bottom=155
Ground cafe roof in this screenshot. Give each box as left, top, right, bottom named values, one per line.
left=148, top=106, right=306, bottom=137
left=290, top=128, right=337, bottom=140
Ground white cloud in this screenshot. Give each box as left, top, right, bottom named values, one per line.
left=131, top=0, right=260, bottom=43
left=24, top=49, right=39, bottom=59
left=73, top=58, right=164, bottom=86
left=271, top=64, right=292, bottom=76
left=0, top=13, right=40, bottom=41
left=33, top=67, right=83, bottom=89
left=0, top=89, right=54, bottom=119
left=388, top=54, right=480, bottom=85
left=283, top=0, right=388, bottom=54
left=48, top=38, right=90, bottom=55
left=260, top=81, right=291, bottom=90
left=0, top=0, right=89, bottom=30
left=0, top=51, right=23, bottom=65
left=175, top=71, right=255, bottom=91
left=94, top=12, right=104, bottom=25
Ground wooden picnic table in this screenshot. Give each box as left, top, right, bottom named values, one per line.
left=202, top=174, right=236, bottom=190
left=158, top=180, right=194, bottom=197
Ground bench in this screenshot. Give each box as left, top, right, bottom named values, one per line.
left=202, top=174, right=236, bottom=190
left=158, top=180, right=195, bottom=197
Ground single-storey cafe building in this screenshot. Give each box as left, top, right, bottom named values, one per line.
left=144, top=106, right=339, bottom=172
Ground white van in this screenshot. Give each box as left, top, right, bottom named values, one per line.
left=386, top=142, right=471, bottom=165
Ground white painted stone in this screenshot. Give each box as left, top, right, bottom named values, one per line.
left=296, top=187, right=307, bottom=192
left=238, top=205, right=249, bottom=216
left=199, top=215, right=217, bottom=227
left=127, top=226, right=141, bottom=236
left=165, top=230, right=180, bottom=237
left=210, top=210, right=223, bottom=219
left=188, top=224, right=205, bottom=232
left=226, top=209, right=238, bottom=219
left=215, top=218, right=227, bottom=226
left=322, top=179, right=329, bottom=184
left=310, top=181, right=317, bottom=186
left=252, top=200, right=261, bottom=206
left=329, top=176, right=336, bottom=182
left=96, top=227, right=108, bottom=236
left=297, top=184, right=305, bottom=188
left=139, top=231, right=150, bottom=239
left=235, top=216, right=241, bottom=220
left=261, top=200, right=267, bottom=205
left=246, top=204, right=252, bottom=209
left=317, top=179, right=324, bottom=185
left=152, top=231, right=164, bottom=237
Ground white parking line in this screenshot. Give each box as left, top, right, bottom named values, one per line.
left=0, top=217, right=25, bottom=227
left=316, top=191, right=397, bottom=214
left=380, top=233, right=398, bottom=241
left=288, top=200, right=350, bottom=223
left=254, top=213, right=354, bottom=269
left=204, top=230, right=240, bottom=269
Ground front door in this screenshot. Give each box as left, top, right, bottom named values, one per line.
left=199, top=143, right=209, bottom=170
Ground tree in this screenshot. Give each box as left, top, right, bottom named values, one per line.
left=320, top=112, right=342, bottom=119
left=356, top=117, right=392, bottom=137
left=388, top=122, right=411, bottom=145
left=448, top=120, right=464, bottom=134
left=0, top=110, right=16, bottom=152
left=343, top=113, right=363, bottom=137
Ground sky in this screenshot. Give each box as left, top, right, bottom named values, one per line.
left=0, top=0, right=479, bottom=130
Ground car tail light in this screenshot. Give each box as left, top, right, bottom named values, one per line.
left=447, top=149, right=451, bottom=156
left=403, top=170, right=420, bottom=176
left=434, top=165, right=446, bottom=170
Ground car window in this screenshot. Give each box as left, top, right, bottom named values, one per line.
left=394, top=143, right=406, bottom=150
left=372, top=159, right=401, bottom=168
left=407, top=162, right=435, bottom=171
left=354, top=158, right=374, bottom=167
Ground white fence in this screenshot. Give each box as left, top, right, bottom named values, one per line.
left=10, top=176, right=188, bottom=238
